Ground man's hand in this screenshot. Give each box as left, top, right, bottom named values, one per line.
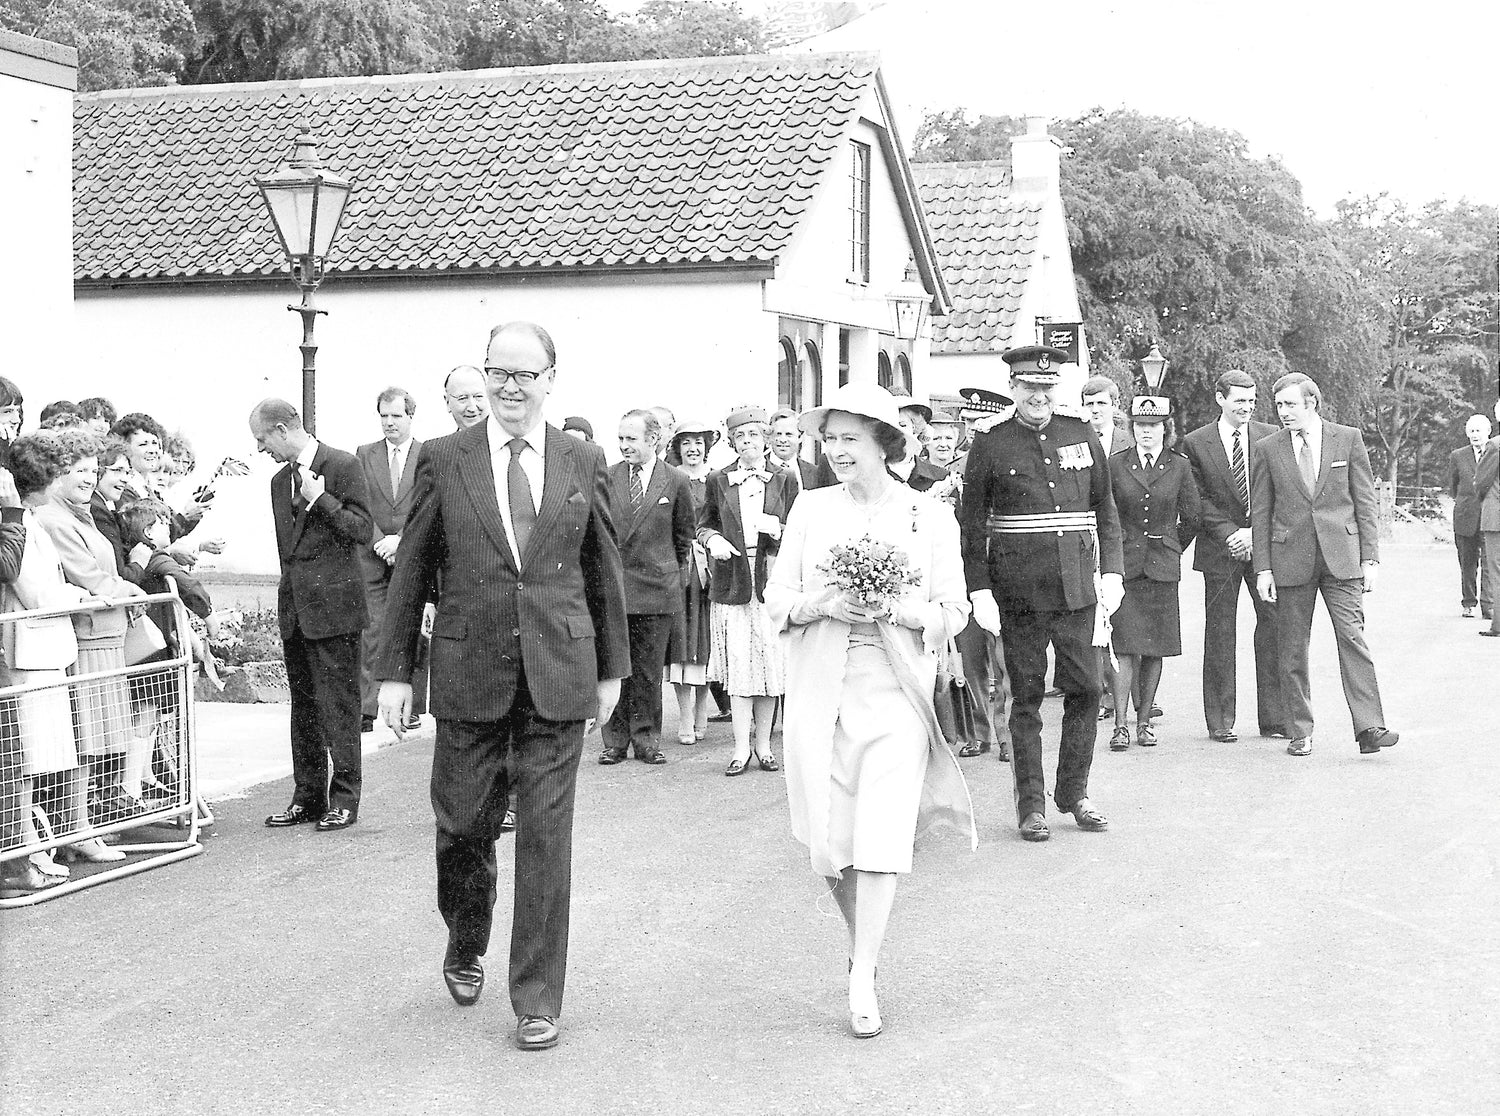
left=298, top=467, right=327, bottom=505
left=1361, top=561, right=1378, bottom=594
left=970, top=589, right=1001, bottom=635
left=1098, top=573, right=1125, bottom=616
left=705, top=534, right=740, bottom=561
left=1225, top=527, right=1253, bottom=562
left=1257, top=571, right=1277, bottom=603
left=373, top=534, right=401, bottom=562
left=166, top=543, right=198, bottom=568
left=196, top=537, right=226, bottom=556
left=178, top=501, right=207, bottom=525
left=379, top=681, right=414, bottom=738
left=588, top=678, right=622, bottom=735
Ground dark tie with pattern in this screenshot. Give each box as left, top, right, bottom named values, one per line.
left=507, top=438, right=536, bottom=560
left=290, top=463, right=304, bottom=511
left=629, top=464, right=644, bottom=512
left=1231, top=429, right=1248, bottom=511
left=1297, top=431, right=1316, bottom=493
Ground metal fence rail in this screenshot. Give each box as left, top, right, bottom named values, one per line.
left=1, top=587, right=209, bottom=907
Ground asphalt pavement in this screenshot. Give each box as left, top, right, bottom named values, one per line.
left=2, top=542, right=1497, bottom=1116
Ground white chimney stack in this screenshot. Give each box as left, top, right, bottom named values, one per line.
left=1009, top=115, right=1062, bottom=200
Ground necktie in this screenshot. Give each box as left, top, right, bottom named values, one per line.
left=1231, top=430, right=1248, bottom=511
left=1297, top=432, right=1316, bottom=493
left=290, top=463, right=304, bottom=510
left=1145, top=453, right=1155, bottom=471
left=629, top=464, right=644, bottom=512
left=507, top=438, right=536, bottom=560
left=389, top=446, right=402, bottom=495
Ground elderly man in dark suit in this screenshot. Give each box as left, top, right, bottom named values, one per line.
left=1447, top=413, right=1493, bottom=619
left=1182, top=370, right=1285, bottom=742
left=250, top=398, right=373, bottom=832
left=599, top=408, right=696, bottom=766
left=377, top=321, right=629, bottom=1052
left=1252, top=372, right=1397, bottom=758
left=356, top=387, right=425, bottom=733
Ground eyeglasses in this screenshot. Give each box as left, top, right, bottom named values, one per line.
left=483, top=366, right=551, bottom=386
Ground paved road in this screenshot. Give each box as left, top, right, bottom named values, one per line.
left=3, top=543, right=1496, bottom=1115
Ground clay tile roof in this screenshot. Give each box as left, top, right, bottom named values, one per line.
left=74, top=53, right=879, bottom=283
left=911, top=161, right=1039, bottom=354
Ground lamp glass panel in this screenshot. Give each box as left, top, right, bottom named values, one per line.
left=311, top=181, right=352, bottom=258
left=262, top=181, right=318, bottom=257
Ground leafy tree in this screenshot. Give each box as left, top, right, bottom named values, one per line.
left=454, top=0, right=632, bottom=68
left=0, top=0, right=194, bottom=90
left=627, top=0, right=762, bottom=59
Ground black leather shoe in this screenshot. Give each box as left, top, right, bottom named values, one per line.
left=1062, top=798, right=1109, bottom=831
left=956, top=741, right=990, bottom=757
left=265, top=804, right=319, bottom=827
left=995, top=742, right=1011, bottom=763
left=637, top=750, right=668, bottom=765
left=360, top=715, right=375, bottom=733
left=516, top=1014, right=559, bottom=1050
left=443, top=959, right=484, bottom=1007
left=315, top=808, right=356, bottom=831
left=707, top=710, right=733, bottom=723
left=1019, top=812, right=1050, bottom=842
left=1287, top=736, right=1312, bottom=756
left=1357, top=726, right=1398, bottom=754
left=598, top=750, right=626, bottom=765
left=1209, top=729, right=1238, bottom=743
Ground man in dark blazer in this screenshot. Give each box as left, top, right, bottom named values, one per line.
left=250, top=398, right=373, bottom=831
left=1476, top=410, right=1500, bottom=637
left=1082, top=375, right=1134, bottom=460
left=769, top=408, right=822, bottom=491
left=1446, top=413, right=1493, bottom=619
left=599, top=409, right=696, bottom=765
left=1251, top=372, right=1397, bottom=758
left=1182, top=370, right=1285, bottom=741
left=376, top=321, right=629, bottom=1052
left=356, top=387, right=425, bottom=732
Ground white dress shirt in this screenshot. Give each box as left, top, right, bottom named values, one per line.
left=1095, top=424, right=1115, bottom=457
left=630, top=453, right=656, bottom=491
left=488, top=416, right=545, bottom=561
left=1218, top=418, right=1249, bottom=464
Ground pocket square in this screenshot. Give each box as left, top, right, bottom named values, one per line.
left=566, top=491, right=586, bottom=504
left=1331, top=460, right=1348, bottom=468
left=657, top=496, right=670, bottom=505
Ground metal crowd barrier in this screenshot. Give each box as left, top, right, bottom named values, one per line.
left=0, top=586, right=211, bottom=907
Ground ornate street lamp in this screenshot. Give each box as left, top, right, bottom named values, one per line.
left=255, top=124, right=353, bottom=435
left=887, top=258, right=931, bottom=341
left=1139, top=343, right=1169, bottom=393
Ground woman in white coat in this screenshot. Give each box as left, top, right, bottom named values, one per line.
left=765, top=383, right=976, bottom=1039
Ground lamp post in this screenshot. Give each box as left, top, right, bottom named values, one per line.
left=1139, top=343, right=1168, bottom=394
left=887, top=258, right=931, bottom=342
left=255, top=124, right=353, bottom=436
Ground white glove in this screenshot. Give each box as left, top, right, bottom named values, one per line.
left=970, top=590, right=1001, bottom=635
left=705, top=534, right=740, bottom=561
left=1098, top=573, right=1125, bottom=616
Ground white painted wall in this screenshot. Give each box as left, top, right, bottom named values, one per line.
left=0, top=38, right=75, bottom=378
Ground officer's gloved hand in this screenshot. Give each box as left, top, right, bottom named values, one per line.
left=1098, top=573, right=1125, bottom=616
left=969, top=590, right=1001, bottom=635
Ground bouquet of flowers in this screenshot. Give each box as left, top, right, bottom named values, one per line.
left=816, top=535, right=923, bottom=611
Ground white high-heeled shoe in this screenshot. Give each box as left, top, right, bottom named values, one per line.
left=64, top=838, right=126, bottom=863
left=28, top=852, right=70, bottom=879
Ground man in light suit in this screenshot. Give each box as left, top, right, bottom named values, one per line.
left=1476, top=403, right=1500, bottom=637
left=1181, top=370, right=1285, bottom=741
left=1251, top=372, right=1397, bottom=758
left=251, top=399, right=373, bottom=831
left=599, top=409, right=695, bottom=765
left=1446, top=414, right=1492, bottom=619
left=377, top=321, right=629, bottom=1052
left=356, top=387, right=425, bottom=733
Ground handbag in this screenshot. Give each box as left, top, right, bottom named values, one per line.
left=933, top=639, right=979, bottom=748
left=124, top=612, right=167, bottom=665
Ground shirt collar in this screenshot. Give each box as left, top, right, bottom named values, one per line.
left=295, top=438, right=319, bottom=470
left=1298, top=415, right=1323, bottom=441
left=1219, top=417, right=1246, bottom=443
left=386, top=435, right=411, bottom=454
left=631, top=455, right=655, bottom=486
left=489, top=415, right=545, bottom=456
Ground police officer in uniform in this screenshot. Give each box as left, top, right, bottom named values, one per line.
left=959, top=346, right=1124, bottom=842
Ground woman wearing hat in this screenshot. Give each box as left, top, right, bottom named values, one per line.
left=697, top=405, right=796, bottom=773
left=664, top=419, right=719, bottom=744
left=765, top=382, right=976, bottom=1039
left=1106, top=397, right=1202, bottom=749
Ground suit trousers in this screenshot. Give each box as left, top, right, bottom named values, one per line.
left=998, top=604, right=1101, bottom=821
left=1201, top=563, right=1283, bottom=734
left=359, top=555, right=428, bottom=719
left=1273, top=546, right=1386, bottom=741
left=954, top=615, right=1012, bottom=746
left=282, top=628, right=362, bottom=814
left=1484, top=532, right=1500, bottom=631
left=601, top=613, right=672, bottom=758
left=431, top=672, right=584, bottom=1020
left=1453, top=532, right=1488, bottom=612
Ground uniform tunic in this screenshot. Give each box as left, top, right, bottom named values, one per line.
left=957, top=414, right=1123, bottom=820
left=1108, top=449, right=1202, bottom=657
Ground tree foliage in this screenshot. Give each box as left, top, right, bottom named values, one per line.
left=0, top=0, right=194, bottom=90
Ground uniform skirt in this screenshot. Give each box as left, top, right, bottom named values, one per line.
left=1111, top=577, right=1182, bottom=657
left=825, top=631, right=931, bottom=874
left=708, top=597, right=785, bottom=697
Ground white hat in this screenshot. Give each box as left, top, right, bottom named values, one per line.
left=798, top=382, right=905, bottom=442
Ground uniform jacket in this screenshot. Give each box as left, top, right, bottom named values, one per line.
left=1447, top=443, right=1486, bottom=537
left=1109, top=449, right=1202, bottom=582
left=607, top=458, right=696, bottom=615
left=374, top=421, right=630, bottom=723
left=1250, top=420, right=1379, bottom=585
left=357, top=437, right=423, bottom=540
left=270, top=441, right=373, bottom=641
left=1476, top=437, right=1500, bottom=532
left=697, top=465, right=797, bottom=605
left=1182, top=419, right=1280, bottom=574
left=959, top=414, right=1124, bottom=612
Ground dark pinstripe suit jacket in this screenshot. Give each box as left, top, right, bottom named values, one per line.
left=607, top=459, right=695, bottom=615
left=376, top=421, right=630, bottom=723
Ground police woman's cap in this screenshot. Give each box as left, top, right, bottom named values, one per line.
left=1002, top=344, right=1071, bottom=385
left=1129, top=396, right=1173, bottom=424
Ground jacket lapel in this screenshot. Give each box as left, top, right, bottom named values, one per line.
left=718, top=470, right=746, bottom=547
left=458, top=424, right=519, bottom=572
left=525, top=425, right=574, bottom=570
left=273, top=464, right=294, bottom=556
left=398, top=439, right=421, bottom=499
left=287, top=445, right=323, bottom=552
left=1313, top=425, right=1338, bottom=501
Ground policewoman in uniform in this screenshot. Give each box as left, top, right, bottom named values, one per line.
left=1105, top=396, right=1201, bottom=750
left=958, top=346, right=1124, bottom=842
